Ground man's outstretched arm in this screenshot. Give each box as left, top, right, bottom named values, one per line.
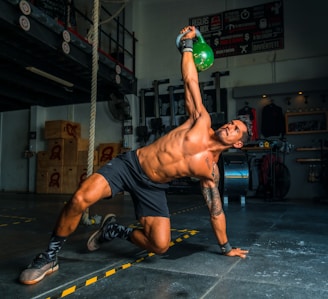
left=180, top=26, right=205, bottom=118
left=201, top=164, right=248, bottom=258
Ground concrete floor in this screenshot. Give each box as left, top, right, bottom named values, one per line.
left=0, top=192, right=327, bottom=299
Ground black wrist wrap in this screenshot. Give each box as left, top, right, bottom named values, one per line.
left=179, top=38, right=193, bottom=53
left=220, top=242, right=232, bottom=255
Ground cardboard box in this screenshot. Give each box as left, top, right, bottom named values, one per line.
left=64, top=138, right=89, bottom=166
left=77, top=150, right=98, bottom=166
left=45, top=120, right=81, bottom=139
left=62, top=166, right=78, bottom=194
left=93, top=165, right=102, bottom=173
left=76, top=165, right=88, bottom=187
left=63, top=138, right=77, bottom=166
left=36, top=169, right=48, bottom=194
left=40, top=138, right=88, bottom=166
left=94, top=150, right=98, bottom=165
left=77, top=138, right=89, bottom=151
left=37, top=151, right=49, bottom=169
left=47, top=166, right=63, bottom=194
left=98, top=143, right=121, bottom=166
left=46, top=139, right=65, bottom=166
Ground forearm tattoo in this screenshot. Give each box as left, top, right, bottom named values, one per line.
left=202, top=161, right=223, bottom=216
left=212, top=164, right=219, bottom=188
left=202, top=186, right=224, bottom=216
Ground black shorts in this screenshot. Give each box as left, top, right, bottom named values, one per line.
left=97, top=150, right=170, bottom=219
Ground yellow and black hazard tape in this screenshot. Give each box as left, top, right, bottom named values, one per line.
left=45, top=229, right=199, bottom=299
left=0, top=214, right=35, bottom=227
left=169, top=229, right=199, bottom=246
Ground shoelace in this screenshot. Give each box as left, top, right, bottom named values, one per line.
left=31, top=253, right=53, bottom=268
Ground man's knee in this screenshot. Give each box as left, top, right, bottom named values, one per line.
left=68, top=190, right=89, bottom=212
left=149, top=230, right=171, bottom=254
left=150, top=236, right=171, bottom=254
left=138, top=216, right=171, bottom=254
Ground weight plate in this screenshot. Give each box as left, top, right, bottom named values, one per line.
left=115, top=74, right=121, bottom=84
left=115, top=64, right=121, bottom=74
left=62, top=30, right=71, bottom=42
left=19, top=0, right=31, bottom=15
left=19, top=15, right=30, bottom=31
left=62, top=41, right=70, bottom=54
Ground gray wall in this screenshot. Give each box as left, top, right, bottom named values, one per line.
left=0, top=110, right=30, bottom=192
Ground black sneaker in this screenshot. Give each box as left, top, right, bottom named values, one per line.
left=19, top=252, right=58, bottom=285
left=87, top=213, right=116, bottom=251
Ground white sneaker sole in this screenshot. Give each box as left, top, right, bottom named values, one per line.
left=87, top=213, right=116, bottom=251
left=20, top=264, right=59, bottom=285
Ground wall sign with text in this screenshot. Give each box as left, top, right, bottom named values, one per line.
left=189, top=1, right=284, bottom=58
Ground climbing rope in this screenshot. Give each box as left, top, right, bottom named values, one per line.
left=82, top=0, right=131, bottom=225
left=82, top=0, right=101, bottom=225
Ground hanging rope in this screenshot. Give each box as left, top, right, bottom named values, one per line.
left=82, top=0, right=102, bottom=225
left=82, top=0, right=131, bottom=225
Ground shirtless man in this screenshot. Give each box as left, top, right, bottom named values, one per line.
left=19, top=26, right=249, bottom=285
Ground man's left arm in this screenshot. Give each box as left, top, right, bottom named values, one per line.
left=201, top=164, right=248, bottom=258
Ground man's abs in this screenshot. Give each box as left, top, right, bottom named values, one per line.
left=137, top=146, right=187, bottom=183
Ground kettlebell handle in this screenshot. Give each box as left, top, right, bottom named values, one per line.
left=176, top=28, right=202, bottom=49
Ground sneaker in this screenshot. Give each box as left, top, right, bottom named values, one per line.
left=87, top=213, right=116, bottom=251
left=19, top=252, right=58, bottom=285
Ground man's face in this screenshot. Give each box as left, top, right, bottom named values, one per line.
left=215, top=120, right=247, bottom=147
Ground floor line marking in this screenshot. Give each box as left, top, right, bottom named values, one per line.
left=45, top=229, right=199, bottom=299
left=0, top=214, right=35, bottom=227
left=170, top=204, right=206, bottom=217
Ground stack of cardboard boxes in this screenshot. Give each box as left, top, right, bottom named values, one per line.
left=36, top=120, right=121, bottom=194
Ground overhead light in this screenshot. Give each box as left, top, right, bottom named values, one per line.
left=298, top=91, right=303, bottom=95
left=25, top=66, right=74, bottom=88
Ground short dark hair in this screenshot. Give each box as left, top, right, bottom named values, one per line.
left=237, top=117, right=252, bottom=145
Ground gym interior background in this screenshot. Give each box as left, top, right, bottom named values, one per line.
left=1, top=0, right=326, bottom=200
left=0, top=1, right=328, bottom=299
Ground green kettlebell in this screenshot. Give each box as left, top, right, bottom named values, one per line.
left=176, top=28, right=214, bottom=72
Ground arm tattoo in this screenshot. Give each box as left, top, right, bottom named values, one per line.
left=201, top=163, right=223, bottom=216
left=212, top=163, right=219, bottom=187
left=205, top=160, right=219, bottom=186
left=202, top=186, right=224, bottom=216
